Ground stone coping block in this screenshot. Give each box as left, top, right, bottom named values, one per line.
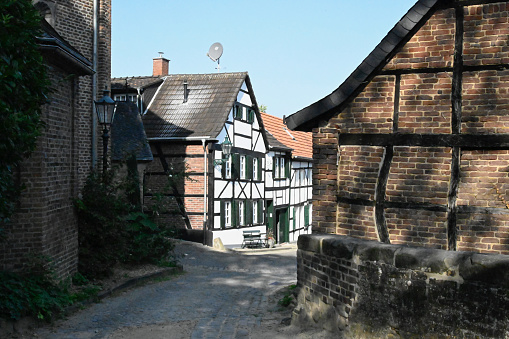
left=298, top=233, right=509, bottom=287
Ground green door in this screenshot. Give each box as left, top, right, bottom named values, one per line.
left=276, top=208, right=289, bottom=243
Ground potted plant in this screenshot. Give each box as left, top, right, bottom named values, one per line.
left=266, top=229, right=275, bottom=248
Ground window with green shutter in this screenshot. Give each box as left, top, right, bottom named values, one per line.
left=248, top=109, right=255, bottom=123
left=304, top=205, right=310, bottom=226
left=284, top=157, right=290, bottom=178
left=221, top=201, right=232, bottom=229
left=234, top=105, right=242, bottom=119
left=257, top=199, right=264, bottom=224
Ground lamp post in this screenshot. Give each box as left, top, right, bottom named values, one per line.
left=94, top=87, right=117, bottom=176
left=214, top=136, right=233, bottom=165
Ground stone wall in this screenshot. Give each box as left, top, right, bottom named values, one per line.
left=294, top=234, right=509, bottom=338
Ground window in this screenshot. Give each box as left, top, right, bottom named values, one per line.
left=295, top=169, right=300, bottom=186
left=225, top=201, right=231, bottom=227
left=301, top=169, right=305, bottom=186
left=239, top=201, right=245, bottom=226
left=253, top=158, right=258, bottom=181
left=225, top=155, right=232, bottom=179
left=234, top=105, right=243, bottom=119
left=274, top=157, right=280, bottom=178
left=253, top=200, right=258, bottom=224
left=240, top=155, right=246, bottom=179
left=280, top=157, right=285, bottom=178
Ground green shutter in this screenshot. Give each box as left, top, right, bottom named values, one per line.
left=232, top=200, right=238, bottom=227
left=258, top=158, right=262, bottom=181
left=293, top=207, right=296, bottom=230
left=247, top=155, right=253, bottom=180
left=220, top=201, right=225, bottom=229
left=258, top=199, right=264, bottom=224
left=246, top=200, right=253, bottom=225
left=248, top=109, right=255, bottom=123
left=304, top=205, right=310, bottom=226
left=232, top=153, right=240, bottom=179
left=273, top=157, right=277, bottom=177
left=285, top=157, right=290, bottom=178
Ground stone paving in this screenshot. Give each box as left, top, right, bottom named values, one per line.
left=32, top=241, right=303, bottom=339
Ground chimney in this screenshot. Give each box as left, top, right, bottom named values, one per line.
left=153, top=52, right=169, bottom=77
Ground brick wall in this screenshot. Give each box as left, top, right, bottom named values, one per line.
left=0, top=0, right=111, bottom=278
left=144, top=142, right=207, bottom=230
left=313, top=2, right=509, bottom=254
left=295, top=234, right=509, bottom=337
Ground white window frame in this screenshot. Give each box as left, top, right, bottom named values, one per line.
left=295, top=169, right=300, bottom=186
left=279, top=157, right=285, bottom=179
left=240, top=155, right=246, bottom=179
left=225, top=201, right=231, bottom=227
left=239, top=201, right=245, bottom=226
left=274, top=157, right=280, bottom=178
left=225, top=155, right=232, bottom=179
left=253, top=200, right=258, bottom=224
left=253, top=158, right=258, bottom=180
left=242, top=106, right=247, bottom=121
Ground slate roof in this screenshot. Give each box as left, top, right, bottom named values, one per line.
left=111, top=102, right=153, bottom=162
left=261, top=113, right=312, bottom=159
left=285, top=0, right=439, bottom=131
left=142, top=72, right=249, bottom=139
left=37, top=20, right=93, bottom=75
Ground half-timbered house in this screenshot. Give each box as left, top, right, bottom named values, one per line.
left=113, top=69, right=269, bottom=247
left=286, top=0, right=509, bottom=255
left=261, top=113, right=313, bottom=243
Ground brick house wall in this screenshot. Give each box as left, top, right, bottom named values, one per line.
left=309, top=1, right=509, bottom=255
left=144, top=142, right=208, bottom=231
left=0, top=0, right=111, bottom=278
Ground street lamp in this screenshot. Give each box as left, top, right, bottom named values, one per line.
left=94, top=87, right=117, bottom=175
left=214, top=135, right=233, bottom=165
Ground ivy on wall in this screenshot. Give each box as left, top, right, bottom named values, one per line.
left=0, top=0, right=49, bottom=228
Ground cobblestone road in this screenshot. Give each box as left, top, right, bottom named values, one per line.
left=31, top=241, right=327, bottom=339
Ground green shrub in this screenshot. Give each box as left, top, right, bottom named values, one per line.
left=76, top=164, right=176, bottom=279
left=0, top=256, right=71, bottom=321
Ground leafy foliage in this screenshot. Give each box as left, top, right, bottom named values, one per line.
left=0, top=255, right=71, bottom=321
left=0, top=0, right=49, bottom=227
left=76, top=162, right=175, bottom=279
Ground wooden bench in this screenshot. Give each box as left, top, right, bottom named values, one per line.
left=241, top=230, right=265, bottom=249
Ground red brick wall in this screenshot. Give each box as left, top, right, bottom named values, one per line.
left=144, top=143, right=207, bottom=230
left=313, top=2, right=509, bottom=255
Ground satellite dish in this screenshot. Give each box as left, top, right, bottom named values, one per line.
left=207, top=42, right=223, bottom=62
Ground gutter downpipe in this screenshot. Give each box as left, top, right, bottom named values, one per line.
left=202, top=139, right=207, bottom=245
left=92, top=0, right=99, bottom=167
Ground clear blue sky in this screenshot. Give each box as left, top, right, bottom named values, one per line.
left=112, top=1, right=417, bottom=118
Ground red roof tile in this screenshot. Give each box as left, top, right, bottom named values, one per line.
left=261, top=112, right=312, bottom=159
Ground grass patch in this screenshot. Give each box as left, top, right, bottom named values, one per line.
left=278, top=284, right=297, bottom=308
